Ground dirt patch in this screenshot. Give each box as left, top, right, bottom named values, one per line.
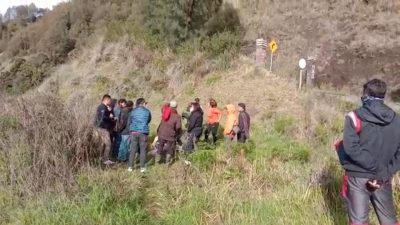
left=317, top=46, right=400, bottom=100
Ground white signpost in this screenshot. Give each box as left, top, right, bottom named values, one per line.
left=298, top=58, right=307, bottom=90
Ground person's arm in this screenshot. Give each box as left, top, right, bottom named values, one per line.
left=147, top=110, right=152, bottom=124
left=176, top=117, right=182, bottom=135
left=217, top=109, right=222, bottom=123
left=343, top=116, right=378, bottom=172
left=187, top=115, right=196, bottom=132
left=387, top=144, right=400, bottom=175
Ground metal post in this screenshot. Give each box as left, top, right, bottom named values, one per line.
left=299, top=69, right=303, bottom=90
left=269, top=52, right=273, bottom=72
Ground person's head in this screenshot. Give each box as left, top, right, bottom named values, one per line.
left=126, top=100, right=134, bottom=109
left=190, top=102, right=200, bottom=112
left=136, top=98, right=146, bottom=107
left=363, top=79, right=387, bottom=99
left=111, top=98, right=118, bottom=108
left=102, top=94, right=112, bottom=106
left=209, top=98, right=217, bottom=108
left=195, top=98, right=200, bottom=104
left=238, top=103, right=246, bottom=112
left=225, top=104, right=236, bottom=114
left=170, top=100, right=178, bottom=109
left=118, top=98, right=127, bottom=108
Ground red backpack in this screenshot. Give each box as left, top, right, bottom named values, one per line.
left=335, top=111, right=362, bottom=158
left=335, top=111, right=361, bottom=198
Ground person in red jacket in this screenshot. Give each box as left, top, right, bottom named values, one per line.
left=157, top=101, right=182, bottom=164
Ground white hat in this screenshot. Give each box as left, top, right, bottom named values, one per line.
left=170, top=100, right=178, bottom=108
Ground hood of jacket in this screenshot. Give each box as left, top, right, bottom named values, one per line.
left=357, top=100, right=396, bottom=126
left=226, top=104, right=236, bottom=115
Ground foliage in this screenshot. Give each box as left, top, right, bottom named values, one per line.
left=273, top=115, right=294, bottom=135
left=0, top=55, right=53, bottom=95
left=0, top=93, right=101, bottom=195
left=191, top=150, right=217, bottom=170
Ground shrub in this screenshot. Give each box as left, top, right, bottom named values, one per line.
left=142, top=0, right=241, bottom=48
left=0, top=55, right=53, bottom=95
left=201, top=31, right=242, bottom=57
left=0, top=93, right=101, bottom=195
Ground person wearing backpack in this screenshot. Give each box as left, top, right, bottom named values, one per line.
left=157, top=101, right=182, bottom=164
left=340, top=79, right=400, bottom=225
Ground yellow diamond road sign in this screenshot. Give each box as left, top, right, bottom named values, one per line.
left=269, top=40, right=278, bottom=53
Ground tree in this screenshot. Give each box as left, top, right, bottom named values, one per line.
left=143, top=0, right=224, bottom=47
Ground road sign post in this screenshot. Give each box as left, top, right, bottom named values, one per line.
left=268, top=40, right=278, bottom=72
left=298, top=58, right=307, bottom=90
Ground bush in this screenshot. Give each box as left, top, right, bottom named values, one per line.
left=142, top=0, right=241, bottom=48
left=0, top=93, right=101, bottom=195
left=0, top=55, right=53, bottom=95
left=201, top=31, right=242, bottom=57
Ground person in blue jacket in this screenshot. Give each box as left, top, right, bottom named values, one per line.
left=128, top=98, right=152, bottom=173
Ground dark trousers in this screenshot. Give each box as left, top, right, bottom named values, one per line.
left=343, top=175, right=398, bottom=225
left=184, top=133, right=198, bottom=153
left=204, top=123, right=219, bottom=144
left=112, top=132, right=121, bottom=158
left=128, top=133, right=148, bottom=168
left=237, top=132, right=247, bottom=143
left=158, top=138, right=175, bottom=160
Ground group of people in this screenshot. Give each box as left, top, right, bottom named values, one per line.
left=94, top=95, right=251, bottom=173
left=93, top=78, right=400, bottom=223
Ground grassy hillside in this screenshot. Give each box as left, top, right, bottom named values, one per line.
left=1, top=0, right=400, bottom=224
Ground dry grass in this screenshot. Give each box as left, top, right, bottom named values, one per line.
left=0, top=92, right=101, bottom=195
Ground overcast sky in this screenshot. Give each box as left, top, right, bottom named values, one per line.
left=0, top=0, right=66, bottom=15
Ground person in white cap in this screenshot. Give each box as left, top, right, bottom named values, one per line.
left=157, top=100, right=182, bottom=164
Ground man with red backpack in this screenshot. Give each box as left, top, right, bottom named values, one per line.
left=339, top=79, right=400, bottom=225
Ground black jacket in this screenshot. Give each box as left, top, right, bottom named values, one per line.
left=95, top=103, right=113, bottom=130
left=342, top=100, right=400, bottom=180
left=119, top=107, right=132, bottom=135
left=187, top=110, right=203, bottom=138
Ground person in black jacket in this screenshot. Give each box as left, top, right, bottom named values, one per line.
left=342, top=79, right=400, bottom=225
left=95, top=94, right=115, bottom=165
left=185, top=102, right=203, bottom=152
left=117, top=100, right=133, bottom=162
left=237, top=103, right=250, bottom=143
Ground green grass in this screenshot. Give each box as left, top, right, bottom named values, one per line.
left=0, top=121, right=371, bottom=225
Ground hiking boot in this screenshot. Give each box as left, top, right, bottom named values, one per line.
left=127, top=167, right=133, bottom=172
left=103, top=160, right=115, bottom=165
left=140, top=168, right=146, bottom=173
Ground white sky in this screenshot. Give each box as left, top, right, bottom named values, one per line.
left=0, top=0, right=67, bottom=15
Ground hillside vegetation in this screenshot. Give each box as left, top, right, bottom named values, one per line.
left=1, top=0, right=400, bottom=224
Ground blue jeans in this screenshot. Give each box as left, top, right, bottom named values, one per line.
left=117, top=135, right=131, bottom=161
left=128, top=133, right=148, bottom=168
left=112, top=133, right=121, bottom=158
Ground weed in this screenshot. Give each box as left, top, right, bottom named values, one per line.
left=273, top=115, right=294, bottom=135
left=191, top=150, right=217, bottom=171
